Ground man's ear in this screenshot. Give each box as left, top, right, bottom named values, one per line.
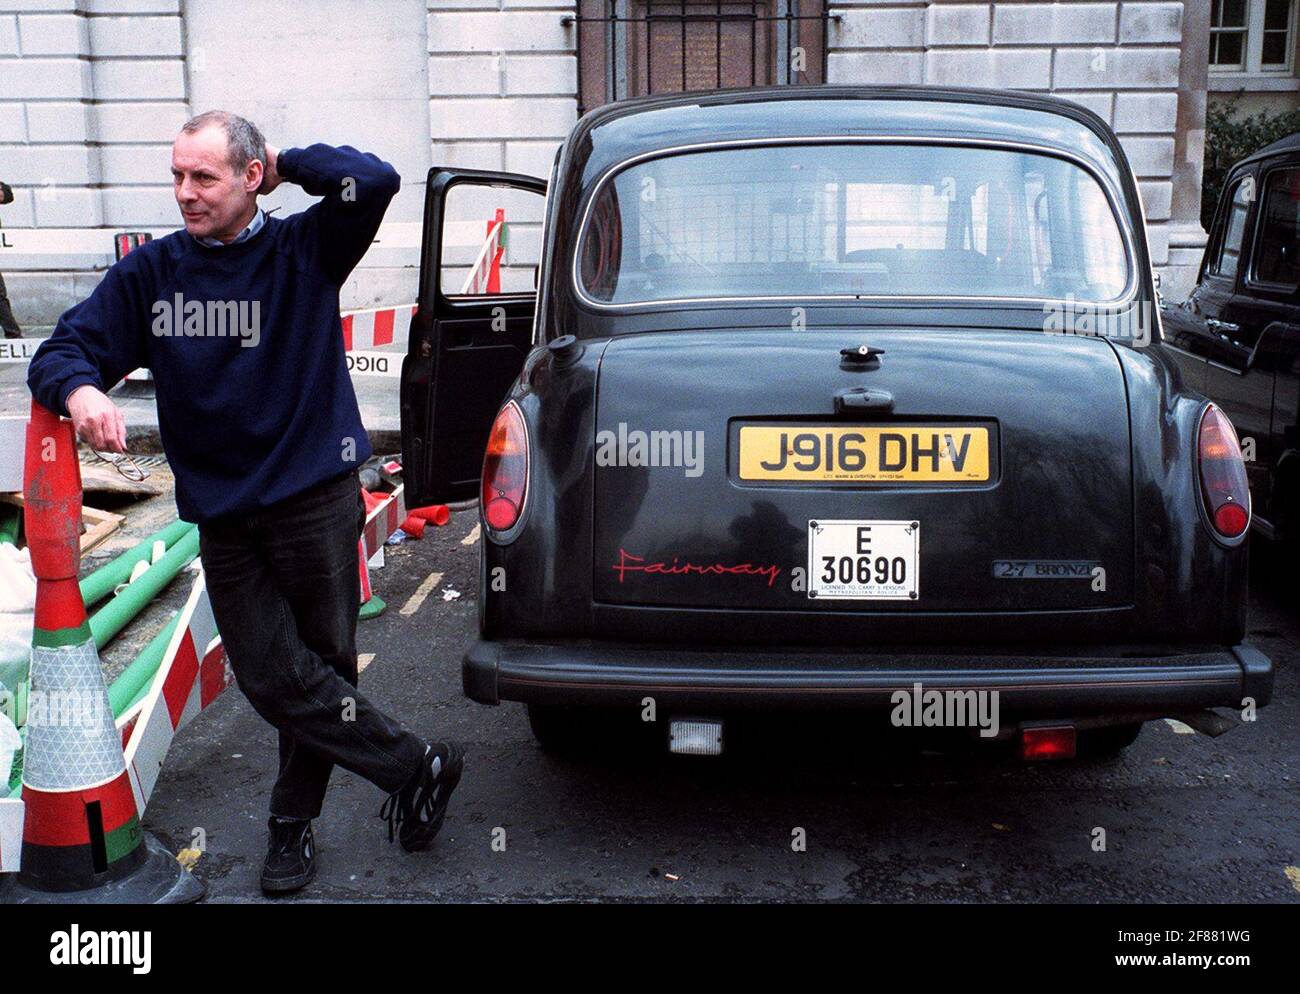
left=245, top=158, right=265, bottom=195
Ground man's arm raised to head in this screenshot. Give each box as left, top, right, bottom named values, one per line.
left=26, top=257, right=148, bottom=453
left=270, top=142, right=401, bottom=287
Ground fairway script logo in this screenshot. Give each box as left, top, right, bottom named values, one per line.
left=50, top=925, right=151, bottom=974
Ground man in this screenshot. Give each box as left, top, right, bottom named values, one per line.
left=27, top=111, right=463, bottom=897
left=0, top=180, right=23, bottom=339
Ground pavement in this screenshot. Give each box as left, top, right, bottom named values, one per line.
left=107, top=490, right=1298, bottom=904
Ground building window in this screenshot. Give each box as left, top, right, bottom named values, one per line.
left=1211, top=0, right=1296, bottom=74
left=1262, top=0, right=1296, bottom=65
left=572, top=1, right=832, bottom=116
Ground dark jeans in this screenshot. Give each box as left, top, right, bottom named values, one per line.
left=198, top=468, right=426, bottom=820
left=0, top=271, right=20, bottom=338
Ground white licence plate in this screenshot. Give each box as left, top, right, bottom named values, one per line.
left=808, top=519, right=919, bottom=600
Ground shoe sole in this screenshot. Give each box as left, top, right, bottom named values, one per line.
left=261, top=856, right=317, bottom=896
left=400, top=748, right=464, bottom=853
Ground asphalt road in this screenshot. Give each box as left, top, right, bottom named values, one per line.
left=143, top=513, right=1300, bottom=903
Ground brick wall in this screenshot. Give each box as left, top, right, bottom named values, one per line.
left=0, top=0, right=187, bottom=227
left=2, top=0, right=1208, bottom=324
left=0, top=0, right=187, bottom=324
left=427, top=0, right=577, bottom=178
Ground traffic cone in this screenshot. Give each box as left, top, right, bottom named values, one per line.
left=0, top=400, right=203, bottom=903
left=399, top=514, right=426, bottom=539
left=407, top=505, right=451, bottom=527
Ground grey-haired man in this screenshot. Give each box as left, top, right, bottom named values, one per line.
left=27, top=111, right=464, bottom=896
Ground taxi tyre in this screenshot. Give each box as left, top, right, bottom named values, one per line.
left=527, top=703, right=605, bottom=756
left=527, top=704, right=661, bottom=756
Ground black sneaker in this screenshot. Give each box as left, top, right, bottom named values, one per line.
left=379, top=742, right=464, bottom=852
left=260, top=816, right=316, bottom=895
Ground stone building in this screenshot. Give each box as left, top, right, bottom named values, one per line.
left=0, top=1, right=1275, bottom=322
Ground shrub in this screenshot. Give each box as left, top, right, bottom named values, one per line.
left=1203, top=94, right=1300, bottom=229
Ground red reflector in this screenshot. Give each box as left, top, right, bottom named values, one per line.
left=1213, top=501, right=1249, bottom=538
left=1020, top=725, right=1076, bottom=761
left=484, top=496, right=519, bottom=531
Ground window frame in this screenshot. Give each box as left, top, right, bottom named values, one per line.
left=573, top=0, right=830, bottom=116
left=1210, top=0, right=1297, bottom=76
left=1246, top=162, right=1300, bottom=293
left=1205, top=176, right=1254, bottom=284
left=569, top=135, right=1140, bottom=312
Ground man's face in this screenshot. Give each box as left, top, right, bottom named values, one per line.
left=171, top=126, right=262, bottom=242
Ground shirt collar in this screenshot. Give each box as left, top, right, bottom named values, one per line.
left=193, top=208, right=266, bottom=248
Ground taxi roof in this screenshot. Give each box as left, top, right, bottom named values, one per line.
left=568, top=85, right=1131, bottom=198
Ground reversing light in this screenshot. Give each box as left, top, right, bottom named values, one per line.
left=481, top=401, right=528, bottom=535
left=1197, top=405, right=1251, bottom=541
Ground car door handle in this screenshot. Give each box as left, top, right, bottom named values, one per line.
left=834, top=387, right=894, bottom=413
left=1206, top=318, right=1240, bottom=334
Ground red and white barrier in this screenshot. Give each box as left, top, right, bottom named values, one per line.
left=462, top=209, right=506, bottom=295
left=361, top=483, right=406, bottom=572
left=114, top=571, right=233, bottom=816
left=341, top=304, right=417, bottom=352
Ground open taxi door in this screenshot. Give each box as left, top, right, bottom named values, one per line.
left=400, top=167, right=547, bottom=506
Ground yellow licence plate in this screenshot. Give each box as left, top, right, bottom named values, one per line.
left=738, top=425, right=991, bottom=482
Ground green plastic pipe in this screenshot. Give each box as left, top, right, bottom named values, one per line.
left=107, top=611, right=181, bottom=717
left=119, top=681, right=150, bottom=719
left=80, top=519, right=195, bottom=608
left=88, top=527, right=199, bottom=650
left=0, top=504, right=19, bottom=546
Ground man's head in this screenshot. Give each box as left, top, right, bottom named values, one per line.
left=173, top=111, right=266, bottom=243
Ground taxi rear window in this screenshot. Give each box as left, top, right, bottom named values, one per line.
left=577, top=143, right=1131, bottom=306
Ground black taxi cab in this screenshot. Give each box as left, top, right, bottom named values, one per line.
left=400, top=86, right=1271, bottom=759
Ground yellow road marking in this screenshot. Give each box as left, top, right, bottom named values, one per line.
left=400, top=571, right=444, bottom=617
left=357, top=653, right=375, bottom=673
left=1285, top=867, right=1300, bottom=894
left=462, top=523, right=480, bottom=546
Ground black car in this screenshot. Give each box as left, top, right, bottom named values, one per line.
left=1163, top=132, right=1300, bottom=540
left=400, top=85, right=1271, bottom=759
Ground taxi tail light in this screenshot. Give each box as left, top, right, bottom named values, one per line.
left=481, top=402, right=528, bottom=535
left=1197, top=405, right=1250, bottom=541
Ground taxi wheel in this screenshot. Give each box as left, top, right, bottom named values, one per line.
left=1077, top=721, right=1143, bottom=757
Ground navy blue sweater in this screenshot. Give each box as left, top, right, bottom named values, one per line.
left=28, top=144, right=399, bottom=524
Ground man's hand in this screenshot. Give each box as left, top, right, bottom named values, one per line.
left=257, top=145, right=282, bottom=196
left=67, top=384, right=127, bottom=453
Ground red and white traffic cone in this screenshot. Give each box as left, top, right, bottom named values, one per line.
left=0, top=400, right=202, bottom=903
